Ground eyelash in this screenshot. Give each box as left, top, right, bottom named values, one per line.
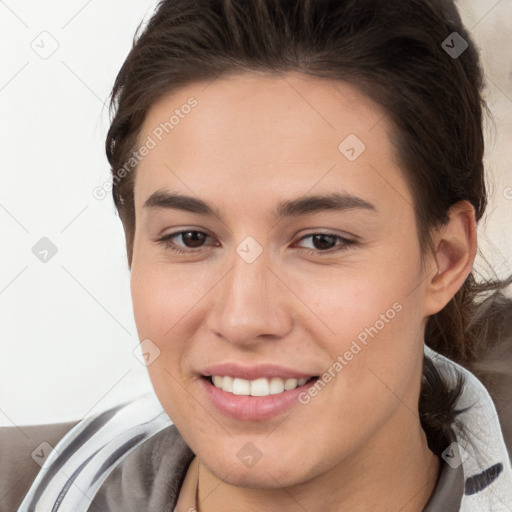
left=155, top=230, right=356, bottom=256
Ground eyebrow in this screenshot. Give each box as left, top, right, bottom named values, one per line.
left=143, top=189, right=376, bottom=220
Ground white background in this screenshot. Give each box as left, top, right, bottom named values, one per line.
left=1, top=0, right=511, bottom=426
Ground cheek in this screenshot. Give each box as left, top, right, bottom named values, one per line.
left=130, top=263, right=193, bottom=387
left=130, top=263, right=202, bottom=424
left=300, top=249, right=424, bottom=405
left=130, top=261, right=203, bottom=339
left=297, top=253, right=419, bottom=347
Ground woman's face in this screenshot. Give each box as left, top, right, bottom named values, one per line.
left=130, top=72, right=434, bottom=488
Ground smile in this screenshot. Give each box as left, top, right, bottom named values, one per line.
left=200, top=374, right=320, bottom=421
left=208, top=375, right=316, bottom=396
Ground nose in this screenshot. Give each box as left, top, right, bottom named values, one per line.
left=205, top=247, right=293, bottom=348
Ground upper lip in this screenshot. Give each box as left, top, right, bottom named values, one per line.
left=201, top=363, right=316, bottom=381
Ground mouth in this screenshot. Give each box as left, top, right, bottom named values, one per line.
left=200, top=373, right=320, bottom=421
left=198, top=362, right=322, bottom=420
left=203, top=375, right=319, bottom=397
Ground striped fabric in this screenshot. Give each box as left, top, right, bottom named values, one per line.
left=16, top=392, right=173, bottom=511
left=424, top=345, right=512, bottom=510
left=17, top=345, right=512, bottom=511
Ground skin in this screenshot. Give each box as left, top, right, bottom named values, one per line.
left=129, top=71, right=477, bottom=511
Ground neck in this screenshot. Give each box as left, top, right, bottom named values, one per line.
left=196, top=411, right=441, bottom=512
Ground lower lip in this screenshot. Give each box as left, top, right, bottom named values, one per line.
left=200, top=377, right=319, bottom=421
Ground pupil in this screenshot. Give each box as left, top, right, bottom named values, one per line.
left=183, top=231, right=206, bottom=248
left=313, top=234, right=335, bottom=250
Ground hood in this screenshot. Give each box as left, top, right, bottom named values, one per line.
left=17, top=345, right=512, bottom=511
left=423, top=344, right=512, bottom=510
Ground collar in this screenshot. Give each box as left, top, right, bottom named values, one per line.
left=423, top=344, right=512, bottom=510
left=17, top=345, right=512, bottom=511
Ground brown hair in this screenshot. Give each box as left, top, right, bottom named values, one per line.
left=105, top=0, right=512, bottom=457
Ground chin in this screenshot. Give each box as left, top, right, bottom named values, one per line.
left=202, top=449, right=314, bottom=490
left=213, top=462, right=300, bottom=489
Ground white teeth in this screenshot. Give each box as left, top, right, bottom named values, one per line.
left=250, top=378, right=269, bottom=396
left=284, top=378, right=298, bottom=390
left=232, top=377, right=250, bottom=395
left=210, top=375, right=311, bottom=396
left=221, top=376, right=233, bottom=392
left=269, top=377, right=284, bottom=394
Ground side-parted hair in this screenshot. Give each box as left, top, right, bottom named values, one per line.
left=106, top=0, right=512, bottom=456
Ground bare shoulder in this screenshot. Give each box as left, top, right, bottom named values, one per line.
left=0, top=420, right=79, bottom=512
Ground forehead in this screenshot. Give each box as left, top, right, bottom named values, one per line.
left=133, top=72, right=409, bottom=213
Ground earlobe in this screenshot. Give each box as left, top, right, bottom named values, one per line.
left=424, top=201, right=477, bottom=315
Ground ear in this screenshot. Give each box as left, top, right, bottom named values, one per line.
left=423, top=200, right=477, bottom=316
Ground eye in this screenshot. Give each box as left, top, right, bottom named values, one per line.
left=155, top=230, right=214, bottom=254
left=155, top=230, right=356, bottom=256
left=295, top=233, right=355, bottom=255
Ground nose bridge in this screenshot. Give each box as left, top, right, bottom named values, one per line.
left=209, top=242, right=290, bottom=344
left=223, top=246, right=271, bottom=323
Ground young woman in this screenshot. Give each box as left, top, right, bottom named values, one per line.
left=4, top=0, right=512, bottom=511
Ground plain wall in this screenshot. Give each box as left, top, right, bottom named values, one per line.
left=1, top=0, right=511, bottom=426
